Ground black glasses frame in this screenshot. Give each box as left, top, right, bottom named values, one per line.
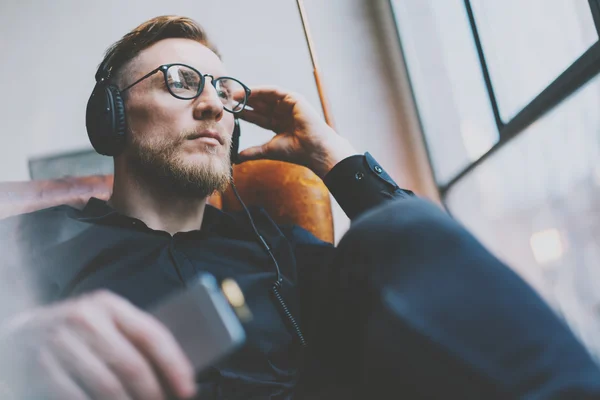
left=120, top=63, right=251, bottom=113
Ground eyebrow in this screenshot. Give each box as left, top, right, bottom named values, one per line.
left=151, top=73, right=166, bottom=84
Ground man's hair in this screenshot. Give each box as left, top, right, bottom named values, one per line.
left=100, top=15, right=220, bottom=87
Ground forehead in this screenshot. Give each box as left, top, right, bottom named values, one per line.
left=132, top=38, right=226, bottom=77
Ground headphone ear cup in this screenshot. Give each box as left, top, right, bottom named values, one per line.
left=111, top=86, right=127, bottom=139
left=86, top=83, right=127, bottom=156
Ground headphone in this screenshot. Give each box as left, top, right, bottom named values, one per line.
left=85, top=59, right=241, bottom=163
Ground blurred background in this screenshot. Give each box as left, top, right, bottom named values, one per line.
left=0, top=0, right=599, bottom=361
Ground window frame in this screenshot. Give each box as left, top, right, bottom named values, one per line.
left=391, top=0, right=600, bottom=199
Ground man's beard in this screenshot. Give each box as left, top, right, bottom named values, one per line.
left=127, top=130, right=232, bottom=198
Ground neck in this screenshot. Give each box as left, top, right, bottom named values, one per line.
left=109, top=161, right=208, bottom=235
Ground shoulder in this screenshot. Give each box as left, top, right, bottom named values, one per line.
left=0, top=204, right=86, bottom=247
left=0, top=204, right=80, bottom=227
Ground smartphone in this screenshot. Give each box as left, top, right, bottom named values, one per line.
left=149, top=273, right=246, bottom=372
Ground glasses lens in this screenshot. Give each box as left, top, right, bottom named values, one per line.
left=166, top=65, right=201, bottom=99
left=214, top=78, right=247, bottom=113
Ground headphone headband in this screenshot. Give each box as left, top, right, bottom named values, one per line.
left=95, top=57, right=112, bottom=82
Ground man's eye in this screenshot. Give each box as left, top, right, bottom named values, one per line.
left=170, top=81, right=186, bottom=89
left=218, top=89, right=229, bottom=99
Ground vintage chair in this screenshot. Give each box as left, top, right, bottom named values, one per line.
left=0, top=160, right=334, bottom=243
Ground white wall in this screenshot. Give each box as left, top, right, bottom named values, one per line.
left=0, top=0, right=436, bottom=242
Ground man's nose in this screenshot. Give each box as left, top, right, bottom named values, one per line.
left=193, top=77, right=224, bottom=121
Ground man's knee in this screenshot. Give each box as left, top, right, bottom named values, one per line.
left=333, top=197, right=485, bottom=285
left=339, top=198, right=462, bottom=252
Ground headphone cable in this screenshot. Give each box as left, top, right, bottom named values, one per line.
left=230, top=181, right=308, bottom=347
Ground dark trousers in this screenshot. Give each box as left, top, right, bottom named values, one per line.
left=299, top=198, right=600, bottom=399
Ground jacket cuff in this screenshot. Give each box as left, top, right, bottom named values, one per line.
left=323, top=152, right=414, bottom=220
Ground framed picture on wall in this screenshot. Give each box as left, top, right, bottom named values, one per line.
left=28, top=149, right=113, bottom=180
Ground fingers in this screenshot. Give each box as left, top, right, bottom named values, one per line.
left=245, top=85, right=288, bottom=102
left=51, top=327, right=131, bottom=400
left=238, top=86, right=325, bottom=137
left=65, top=294, right=166, bottom=400
left=37, top=350, right=90, bottom=400
left=244, top=86, right=298, bottom=116
left=238, top=93, right=279, bottom=130
left=100, top=292, right=197, bottom=400
left=97, top=326, right=166, bottom=400
left=1, top=292, right=193, bottom=400
left=233, top=85, right=288, bottom=115
left=237, top=134, right=295, bottom=163
left=237, top=109, right=273, bottom=130
left=237, top=144, right=269, bottom=162
left=232, top=89, right=245, bottom=102
left=242, top=99, right=272, bottom=114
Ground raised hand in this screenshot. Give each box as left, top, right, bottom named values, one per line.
left=236, top=86, right=358, bottom=178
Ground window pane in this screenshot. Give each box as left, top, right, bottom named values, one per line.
left=471, top=0, right=598, bottom=121
left=446, top=73, right=600, bottom=361
left=392, top=0, right=498, bottom=185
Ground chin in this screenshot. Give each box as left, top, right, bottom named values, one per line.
left=165, top=153, right=231, bottom=198
left=183, top=151, right=230, bottom=174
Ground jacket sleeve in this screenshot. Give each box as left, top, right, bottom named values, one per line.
left=323, top=152, right=415, bottom=220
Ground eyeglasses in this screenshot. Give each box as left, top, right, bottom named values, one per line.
left=120, top=63, right=251, bottom=113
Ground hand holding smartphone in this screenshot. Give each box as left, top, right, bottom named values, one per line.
left=149, top=273, right=246, bottom=373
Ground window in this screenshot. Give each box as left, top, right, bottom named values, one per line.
left=471, top=0, right=597, bottom=121
left=391, top=0, right=600, bottom=361
left=392, top=0, right=498, bottom=184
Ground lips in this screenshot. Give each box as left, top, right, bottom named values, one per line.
left=187, top=131, right=224, bottom=145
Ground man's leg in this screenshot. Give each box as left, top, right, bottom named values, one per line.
left=300, top=198, right=600, bottom=399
